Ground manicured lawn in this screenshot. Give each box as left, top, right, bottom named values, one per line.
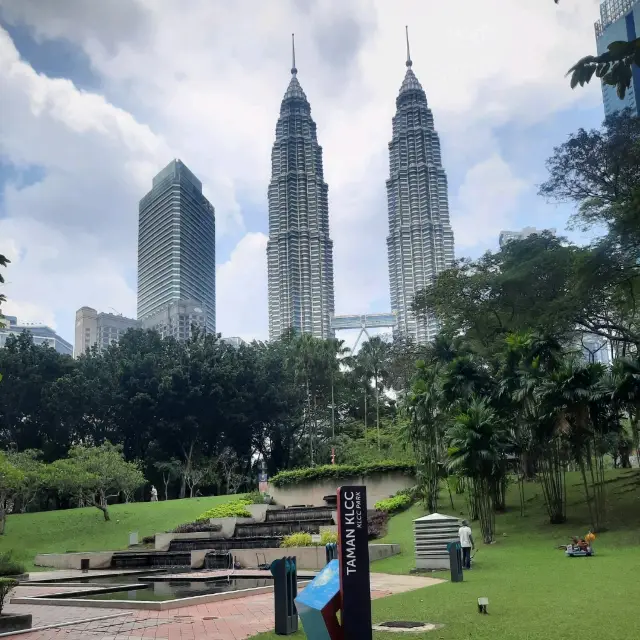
left=0, top=494, right=235, bottom=570
left=253, top=469, right=640, bottom=640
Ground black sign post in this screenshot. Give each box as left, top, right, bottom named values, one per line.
left=337, top=485, right=372, bottom=640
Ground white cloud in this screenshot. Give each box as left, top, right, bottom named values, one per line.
left=452, top=154, right=529, bottom=252
left=216, top=231, right=268, bottom=341
left=0, top=0, right=605, bottom=342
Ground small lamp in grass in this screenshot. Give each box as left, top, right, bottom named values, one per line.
left=477, top=597, right=488, bottom=614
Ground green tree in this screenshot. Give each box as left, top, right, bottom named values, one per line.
left=0, top=452, right=24, bottom=535
left=447, top=398, right=508, bottom=544
left=358, top=336, right=390, bottom=450
left=48, top=442, right=145, bottom=521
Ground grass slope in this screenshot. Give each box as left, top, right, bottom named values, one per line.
left=0, top=495, right=235, bottom=569
left=254, top=469, right=640, bottom=640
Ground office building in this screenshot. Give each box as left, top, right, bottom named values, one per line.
left=266, top=37, right=335, bottom=340
left=138, top=159, right=216, bottom=335
left=595, top=0, right=640, bottom=116
left=498, top=226, right=556, bottom=248
left=74, top=306, right=140, bottom=357
left=386, top=30, right=455, bottom=344
left=0, top=316, right=72, bottom=355
left=221, top=336, right=245, bottom=348
left=141, top=299, right=206, bottom=341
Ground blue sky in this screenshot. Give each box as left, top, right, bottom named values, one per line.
left=0, top=0, right=608, bottom=344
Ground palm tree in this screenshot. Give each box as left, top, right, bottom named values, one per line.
left=612, top=357, right=640, bottom=463
left=323, top=338, right=350, bottom=440
left=538, top=359, right=609, bottom=531
left=447, top=398, right=508, bottom=544
left=405, top=360, right=443, bottom=513
left=290, top=334, right=323, bottom=465
left=358, top=337, right=390, bottom=450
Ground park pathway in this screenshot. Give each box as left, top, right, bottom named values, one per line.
left=3, top=572, right=443, bottom=639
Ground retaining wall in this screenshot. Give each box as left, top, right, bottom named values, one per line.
left=268, top=471, right=414, bottom=507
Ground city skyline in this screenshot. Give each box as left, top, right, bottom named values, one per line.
left=0, top=2, right=607, bottom=344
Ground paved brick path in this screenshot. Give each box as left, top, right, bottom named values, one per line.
left=4, top=572, right=443, bottom=639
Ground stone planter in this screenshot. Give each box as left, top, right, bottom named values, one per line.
left=0, top=613, right=32, bottom=633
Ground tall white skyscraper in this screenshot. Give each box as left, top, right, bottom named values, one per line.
left=266, top=37, right=335, bottom=340
left=138, top=159, right=216, bottom=336
left=386, top=30, right=454, bottom=344
left=595, top=0, right=640, bottom=116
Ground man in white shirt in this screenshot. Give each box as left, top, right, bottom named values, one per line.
left=458, top=519, right=474, bottom=569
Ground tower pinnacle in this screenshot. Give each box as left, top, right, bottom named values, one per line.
left=291, top=33, right=297, bottom=75
left=405, top=25, right=412, bottom=67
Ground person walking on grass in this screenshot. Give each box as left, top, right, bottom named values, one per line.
left=458, top=519, right=474, bottom=569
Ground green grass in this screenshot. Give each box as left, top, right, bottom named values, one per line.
left=0, top=495, right=235, bottom=570
left=253, top=469, right=640, bottom=640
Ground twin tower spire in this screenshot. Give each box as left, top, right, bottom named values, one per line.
left=266, top=29, right=454, bottom=344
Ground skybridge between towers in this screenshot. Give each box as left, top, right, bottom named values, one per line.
left=330, top=312, right=397, bottom=351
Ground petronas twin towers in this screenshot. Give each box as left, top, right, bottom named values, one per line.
left=267, top=31, right=454, bottom=344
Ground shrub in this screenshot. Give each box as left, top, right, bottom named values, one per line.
left=281, top=532, right=313, bottom=548
left=320, top=530, right=338, bottom=545
left=171, top=521, right=223, bottom=534
left=197, top=498, right=252, bottom=521
left=0, top=552, right=25, bottom=577
left=270, top=461, right=415, bottom=488
left=141, top=535, right=155, bottom=545
left=0, top=578, right=18, bottom=615
left=245, top=490, right=266, bottom=504
left=367, top=510, right=389, bottom=540
left=374, top=494, right=412, bottom=514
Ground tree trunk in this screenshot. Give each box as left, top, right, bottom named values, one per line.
left=375, top=374, right=381, bottom=451
left=93, top=501, right=110, bottom=521
left=364, top=390, right=368, bottom=437
left=331, top=381, right=335, bottom=440
left=0, top=506, right=5, bottom=535
left=163, top=475, right=170, bottom=501
left=306, top=378, right=314, bottom=465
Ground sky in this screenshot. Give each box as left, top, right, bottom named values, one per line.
left=0, top=0, right=607, bottom=345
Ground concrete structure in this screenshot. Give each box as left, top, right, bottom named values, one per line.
left=138, top=159, right=215, bottom=334
left=0, top=316, right=72, bottom=355
left=578, top=334, right=612, bottom=365
left=141, top=299, right=207, bottom=342
left=498, top=226, right=556, bottom=248
left=413, top=512, right=460, bottom=570
left=267, top=470, right=415, bottom=508
left=34, top=544, right=399, bottom=573
left=386, top=30, right=454, bottom=344
left=595, top=0, right=640, bottom=116
left=267, top=37, right=335, bottom=340
left=74, top=307, right=140, bottom=357
left=331, top=312, right=397, bottom=351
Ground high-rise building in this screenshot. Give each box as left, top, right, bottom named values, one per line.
left=386, top=29, right=454, bottom=344
left=266, top=37, right=335, bottom=340
left=74, top=306, right=140, bottom=357
left=595, top=0, right=640, bottom=116
left=1, top=316, right=72, bottom=355
left=138, top=159, right=215, bottom=335
left=498, top=226, right=556, bottom=248
left=141, top=299, right=207, bottom=342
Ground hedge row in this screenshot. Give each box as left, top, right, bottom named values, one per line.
left=374, top=494, right=413, bottom=514
left=269, top=461, right=415, bottom=488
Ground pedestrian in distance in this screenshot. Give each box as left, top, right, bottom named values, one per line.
left=458, top=519, right=474, bottom=569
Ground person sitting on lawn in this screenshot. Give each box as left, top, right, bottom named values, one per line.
left=458, top=519, right=475, bottom=569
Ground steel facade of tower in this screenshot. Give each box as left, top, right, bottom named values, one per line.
left=266, top=38, right=335, bottom=340
left=386, top=32, right=454, bottom=344
left=138, top=159, right=216, bottom=334
left=595, top=0, right=640, bottom=116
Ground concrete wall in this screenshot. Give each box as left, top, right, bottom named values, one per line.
left=268, top=471, right=415, bottom=507
left=34, top=552, right=114, bottom=570
left=231, top=543, right=400, bottom=570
